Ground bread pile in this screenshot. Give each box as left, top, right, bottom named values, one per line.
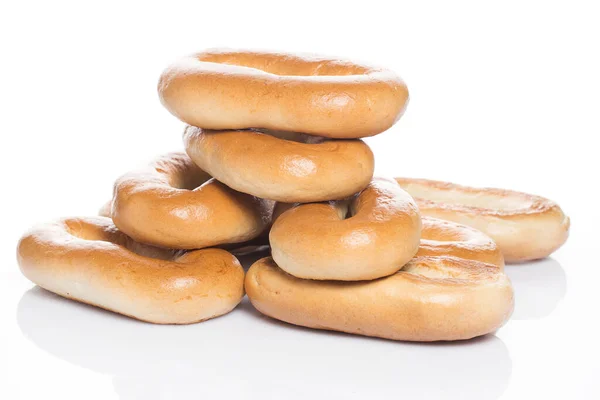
left=17, top=49, right=570, bottom=341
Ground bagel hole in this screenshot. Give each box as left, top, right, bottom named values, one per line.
left=152, top=154, right=213, bottom=191
left=399, top=183, right=533, bottom=211
left=196, top=53, right=370, bottom=77
left=168, top=168, right=212, bottom=191
left=333, top=199, right=355, bottom=220
left=250, top=128, right=327, bottom=144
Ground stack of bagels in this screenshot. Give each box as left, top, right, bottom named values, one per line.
left=17, top=49, right=570, bottom=342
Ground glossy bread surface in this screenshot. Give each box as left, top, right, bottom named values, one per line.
left=159, top=49, right=408, bottom=138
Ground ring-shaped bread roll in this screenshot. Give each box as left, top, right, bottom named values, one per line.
left=17, top=217, right=245, bottom=324
left=269, top=178, right=421, bottom=280
left=246, top=218, right=513, bottom=341
left=111, top=152, right=273, bottom=249
left=184, top=127, right=375, bottom=203
left=395, top=178, right=570, bottom=262
left=100, top=199, right=271, bottom=256
left=159, top=49, right=409, bottom=138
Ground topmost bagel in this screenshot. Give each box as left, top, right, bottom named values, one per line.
left=158, top=49, right=408, bottom=138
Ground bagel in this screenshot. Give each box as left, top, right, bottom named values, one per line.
left=395, top=178, right=570, bottom=262
left=246, top=218, right=513, bottom=341
left=269, top=178, right=421, bottom=280
left=184, top=127, right=374, bottom=202
left=110, top=152, right=273, bottom=249
left=17, top=216, right=245, bottom=324
left=100, top=199, right=270, bottom=256
left=158, top=49, right=409, bottom=138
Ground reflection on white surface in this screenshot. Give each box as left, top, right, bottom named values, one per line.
left=17, top=286, right=512, bottom=400
left=504, top=258, right=566, bottom=320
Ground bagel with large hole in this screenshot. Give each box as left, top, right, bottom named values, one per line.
left=159, top=49, right=409, bottom=138
left=110, top=152, right=273, bottom=249
left=184, top=127, right=375, bottom=203
left=246, top=217, right=513, bottom=342
left=17, top=216, right=245, bottom=324
left=395, top=178, right=570, bottom=262
left=269, top=177, right=422, bottom=280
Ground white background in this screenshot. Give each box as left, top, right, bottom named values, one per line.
left=1, top=1, right=598, bottom=399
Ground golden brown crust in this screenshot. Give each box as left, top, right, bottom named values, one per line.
left=184, top=128, right=375, bottom=203
left=418, top=217, right=504, bottom=268
left=270, top=178, right=421, bottom=280
left=110, top=152, right=274, bottom=249
left=100, top=198, right=271, bottom=256
left=17, top=217, right=245, bottom=324
left=159, top=49, right=409, bottom=138
left=246, top=219, right=513, bottom=341
left=395, top=178, right=570, bottom=262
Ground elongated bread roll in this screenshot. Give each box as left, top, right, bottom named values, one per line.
left=17, top=217, right=245, bottom=324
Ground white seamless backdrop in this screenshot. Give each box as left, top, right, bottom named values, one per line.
left=1, top=1, right=598, bottom=399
